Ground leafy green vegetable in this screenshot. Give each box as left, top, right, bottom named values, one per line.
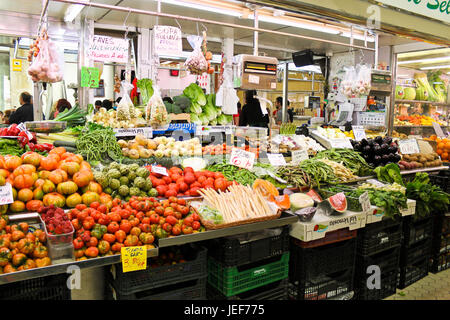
left=183, top=83, right=207, bottom=107
left=190, top=113, right=202, bottom=125
left=414, top=73, right=438, bottom=102
left=172, top=95, right=191, bottom=111
left=374, top=163, right=404, bottom=186
left=136, top=78, right=154, bottom=105
left=299, top=159, right=338, bottom=189
left=315, top=148, right=373, bottom=176
left=355, top=186, right=408, bottom=219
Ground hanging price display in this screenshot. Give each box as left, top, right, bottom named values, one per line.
left=359, top=191, right=371, bottom=214
left=352, top=126, right=366, bottom=141
left=229, top=148, right=255, bottom=170
left=151, top=166, right=168, bottom=176
left=267, top=154, right=287, bottom=166
left=398, top=139, right=420, bottom=155
left=80, top=66, right=100, bottom=88
left=0, top=183, right=14, bottom=205
left=121, top=246, right=147, bottom=272
left=291, top=150, right=309, bottom=165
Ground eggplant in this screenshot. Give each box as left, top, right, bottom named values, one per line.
left=350, top=140, right=356, bottom=147
left=363, top=154, right=370, bottom=161
left=388, top=153, right=397, bottom=162
left=363, top=145, right=371, bottom=153
left=390, top=145, right=398, bottom=153
left=375, top=136, right=383, bottom=144
left=368, top=138, right=375, bottom=146
left=353, top=142, right=362, bottom=152
left=380, top=143, right=389, bottom=154
left=374, top=155, right=381, bottom=164
left=373, top=145, right=382, bottom=155
left=382, top=154, right=389, bottom=162
left=294, top=207, right=317, bottom=222
left=360, top=138, right=368, bottom=147
left=383, top=137, right=393, bottom=145
left=394, top=154, right=402, bottom=162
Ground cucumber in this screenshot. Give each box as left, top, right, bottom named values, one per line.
left=53, top=140, right=77, bottom=148
left=64, top=146, right=77, bottom=153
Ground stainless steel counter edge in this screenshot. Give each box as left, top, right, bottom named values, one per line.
left=158, top=213, right=299, bottom=247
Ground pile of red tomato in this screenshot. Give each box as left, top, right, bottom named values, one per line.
left=69, top=196, right=204, bottom=261
left=147, top=166, right=237, bottom=198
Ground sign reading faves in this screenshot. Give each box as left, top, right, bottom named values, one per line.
left=87, top=36, right=129, bottom=64
left=377, top=0, right=450, bottom=24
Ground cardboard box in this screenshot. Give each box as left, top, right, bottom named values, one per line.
left=366, top=199, right=416, bottom=224
left=289, top=210, right=366, bottom=242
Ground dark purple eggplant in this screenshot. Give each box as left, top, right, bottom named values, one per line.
left=374, top=136, right=383, bottom=144
left=373, top=155, right=382, bottom=164
left=383, top=137, right=393, bottom=145
left=360, top=138, right=368, bottom=147
left=373, top=145, right=382, bottom=155
left=380, top=143, right=389, bottom=154
left=363, top=145, right=371, bottom=153
left=382, top=154, right=389, bottom=162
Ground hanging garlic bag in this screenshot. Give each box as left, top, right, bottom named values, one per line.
left=116, top=81, right=134, bottom=121
left=356, top=65, right=371, bottom=97
left=147, top=85, right=169, bottom=128
left=340, top=66, right=357, bottom=99
left=184, top=35, right=208, bottom=75
left=28, top=36, right=64, bottom=83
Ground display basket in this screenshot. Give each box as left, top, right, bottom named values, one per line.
left=355, top=246, right=401, bottom=278
left=206, top=225, right=290, bottom=267
left=355, top=268, right=397, bottom=300
left=350, top=96, right=368, bottom=112
left=400, top=238, right=432, bottom=267
left=40, top=215, right=75, bottom=263
left=397, top=256, right=429, bottom=289
left=429, top=251, right=450, bottom=273
left=207, top=253, right=290, bottom=297
left=189, top=200, right=282, bottom=230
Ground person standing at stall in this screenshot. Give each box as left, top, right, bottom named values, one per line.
left=239, top=90, right=269, bottom=128
left=52, top=99, right=72, bottom=119
left=9, top=92, right=34, bottom=124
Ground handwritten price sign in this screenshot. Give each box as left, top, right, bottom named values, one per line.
left=291, top=150, right=309, bottom=165
left=398, top=139, right=420, bottom=155
left=121, top=246, right=147, bottom=273
left=359, top=191, right=371, bottom=214
left=267, top=153, right=287, bottom=166
left=229, top=148, right=255, bottom=170
left=0, top=183, right=13, bottom=205
left=151, top=166, right=168, bottom=176
left=352, top=126, right=366, bottom=141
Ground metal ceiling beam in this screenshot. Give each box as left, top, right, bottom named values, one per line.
left=48, top=0, right=375, bottom=51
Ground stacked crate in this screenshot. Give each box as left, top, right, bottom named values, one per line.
left=430, top=213, right=450, bottom=273
left=0, top=273, right=71, bottom=300
left=105, top=244, right=207, bottom=300
left=206, top=226, right=290, bottom=300
left=289, top=229, right=357, bottom=300
left=354, top=217, right=403, bottom=300
left=397, top=215, right=433, bottom=289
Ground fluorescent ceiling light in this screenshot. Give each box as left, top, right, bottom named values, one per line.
left=340, top=32, right=375, bottom=42
left=64, top=4, right=86, bottom=23
left=398, top=56, right=450, bottom=65
left=160, top=0, right=243, bottom=17
left=420, top=65, right=450, bottom=70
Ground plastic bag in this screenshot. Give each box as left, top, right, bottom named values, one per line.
left=355, top=65, right=371, bottom=97
left=116, top=81, right=134, bottom=121
left=184, top=35, right=208, bottom=75
left=216, top=69, right=239, bottom=115
left=28, top=37, right=63, bottom=83
left=147, top=85, right=169, bottom=127
left=340, top=66, right=357, bottom=99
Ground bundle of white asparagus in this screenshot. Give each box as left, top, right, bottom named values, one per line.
left=197, top=185, right=274, bottom=224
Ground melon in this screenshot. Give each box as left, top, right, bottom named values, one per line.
left=395, top=86, right=405, bottom=100
left=327, top=192, right=347, bottom=213
left=306, top=189, right=322, bottom=203
left=289, top=193, right=314, bottom=212
left=404, top=87, right=416, bottom=100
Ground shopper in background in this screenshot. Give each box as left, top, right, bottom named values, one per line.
left=52, top=99, right=72, bottom=119
left=9, top=92, right=33, bottom=124
left=3, top=110, right=12, bottom=124
left=239, top=90, right=269, bottom=128
left=0, top=111, right=4, bottom=123
left=275, top=97, right=292, bottom=124
left=102, top=99, right=113, bottom=111
left=287, top=101, right=294, bottom=123
left=233, top=102, right=241, bottom=125
left=94, top=100, right=102, bottom=113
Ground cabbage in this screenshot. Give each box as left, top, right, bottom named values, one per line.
left=215, top=106, right=222, bottom=116
left=395, top=86, right=404, bottom=100
left=183, top=83, right=207, bottom=106
left=190, top=113, right=202, bottom=125
left=204, top=104, right=217, bottom=121
left=190, top=102, right=203, bottom=114
left=182, top=157, right=207, bottom=171
left=199, top=113, right=209, bottom=125
left=404, top=87, right=416, bottom=100
left=217, top=114, right=230, bottom=125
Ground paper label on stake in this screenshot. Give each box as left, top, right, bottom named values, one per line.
left=0, top=183, right=14, bottom=205
left=248, top=74, right=260, bottom=84
left=151, top=166, right=168, bottom=176
left=331, top=139, right=353, bottom=149
left=291, top=150, right=309, bottom=165
left=352, top=126, right=366, bottom=141
left=229, top=148, right=255, bottom=170
left=398, top=139, right=420, bottom=155
left=359, top=191, right=371, bottom=214
left=114, top=127, right=153, bottom=138
left=432, top=122, right=446, bottom=139
left=267, top=153, right=287, bottom=166
left=121, top=246, right=147, bottom=273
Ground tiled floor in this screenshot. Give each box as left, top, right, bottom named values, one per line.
left=384, top=269, right=450, bottom=300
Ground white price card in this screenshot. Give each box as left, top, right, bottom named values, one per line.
left=114, top=127, right=153, bottom=138
left=359, top=191, right=371, bottom=214
left=331, top=139, right=353, bottom=149
left=352, top=126, right=366, bottom=141
left=17, top=123, right=33, bottom=140
left=291, top=150, right=309, bottom=165
left=248, top=74, right=260, bottom=84
left=0, top=183, right=14, bottom=205
left=151, top=166, right=168, bottom=176
left=339, top=126, right=346, bottom=132
left=432, top=122, right=446, bottom=139
left=267, top=153, right=287, bottom=166
left=229, top=148, right=255, bottom=170
left=398, top=139, right=420, bottom=155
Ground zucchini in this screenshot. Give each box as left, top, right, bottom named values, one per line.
left=64, top=146, right=77, bottom=153
left=53, top=140, right=77, bottom=148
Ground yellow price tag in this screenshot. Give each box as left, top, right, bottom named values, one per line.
left=121, top=246, right=147, bottom=272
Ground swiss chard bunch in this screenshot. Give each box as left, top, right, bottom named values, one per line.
left=374, top=163, right=404, bottom=186
left=353, top=187, right=408, bottom=219
left=406, top=172, right=450, bottom=220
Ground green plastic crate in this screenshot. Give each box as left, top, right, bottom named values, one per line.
left=207, top=252, right=290, bottom=297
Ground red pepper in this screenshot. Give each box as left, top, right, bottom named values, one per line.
left=30, top=132, right=37, bottom=144
left=18, top=136, right=28, bottom=147
left=27, top=142, right=35, bottom=152
left=0, top=128, right=7, bottom=136
left=35, top=144, right=45, bottom=152
left=42, top=143, right=54, bottom=151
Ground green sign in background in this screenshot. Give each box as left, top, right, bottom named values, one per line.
left=81, top=67, right=100, bottom=88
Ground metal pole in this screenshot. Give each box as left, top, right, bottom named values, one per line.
left=387, top=45, right=396, bottom=137
left=50, top=0, right=376, bottom=52
left=311, top=71, right=315, bottom=95
left=156, top=0, right=161, bottom=26
left=374, top=33, right=379, bottom=69
left=37, top=0, right=50, bottom=36
left=253, top=9, right=258, bottom=56
left=282, top=62, right=288, bottom=124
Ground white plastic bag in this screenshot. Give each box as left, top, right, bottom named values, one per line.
left=216, top=69, right=239, bottom=115
left=184, top=35, right=208, bottom=75
left=147, top=85, right=169, bottom=127
left=340, top=66, right=357, bottom=99
left=116, top=81, right=134, bottom=121
left=355, top=65, right=371, bottom=97
left=28, top=37, right=64, bottom=83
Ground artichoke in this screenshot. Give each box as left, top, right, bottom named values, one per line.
left=95, top=172, right=108, bottom=189
left=137, top=167, right=150, bottom=178
left=129, top=186, right=140, bottom=196
left=148, top=188, right=158, bottom=197
left=129, top=163, right=139, bottom=172
left=104, top=187, right=113, bottom=194
left=118, top=185, right=129, bottom=196
left=109, top=178, right=120, bottom=190
left=119, top=165, right=130, bottom=176
left=127, top=172, right=137, bottom=181
left=133, top=177, right=146, bottom=189
left=119, top=176, right=129, bottom=186
left=125, top=196, right=131, bottom=202
left=107, top=169, right=121, bottom=180
left=109, top=162, right=121, bottom=170
left=139, top=191, right=147, bottom=197
left=142, top=179, right=153, bottom=191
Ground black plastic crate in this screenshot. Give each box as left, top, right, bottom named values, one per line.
left=106, top=276, right=207, bottom=300
left=0, top=274, right=70, bottom=300
left=288, top=268, right=354, bottom=300
left=207, top=278, right=288, bottom=300
left=357, top=217, right=403, bottom=256
left=206, top=226, right=289, bottom=267
left=289, top=237, right=357, bottom=282
left=430, top=251, right=450, bottom=273
left=108, top=244, right=207, bottom=295
left=355, top=246, right=401, bottom=277
left=403, top=216, right=433, bottom=247
left=429, top=173, right=449, bottom=193
left=397, top=257, right=429, bottom=289
left=355, top=268, right=398, bottom=300
left=400, top=238, right=432, bottom=267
